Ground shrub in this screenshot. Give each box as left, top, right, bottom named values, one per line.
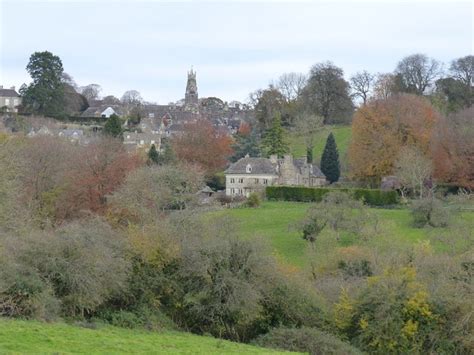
left=246, top=193, right=261, bottom=208
left=410, top=198, right=450, bottom=227
left=254, top=327, right=362, bottom=355
left=266, top=186, right=398, bottom=206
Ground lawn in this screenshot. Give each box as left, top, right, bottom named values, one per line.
left=220, top=201, right=471, bottom=268
left=287, top=125, right=352, bottom=168
left=0, top=318, right=293, bottom=354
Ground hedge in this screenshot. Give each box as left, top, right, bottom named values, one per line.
left=266, top=186, right=398, bottom=206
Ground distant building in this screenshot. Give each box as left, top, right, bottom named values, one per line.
left=225, top=155, right=327, bottom=197
left=0, top=86, right=21, bottom=112
left=184, top=68, right=199, bottom=112
left=81, top=105, right=124, bottom=118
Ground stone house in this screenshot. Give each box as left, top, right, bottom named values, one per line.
left=81, top=105, right=124, bottom=118
left=0, top=86, right=21, bottom=112
left=225, top=155, right=327, bottom=197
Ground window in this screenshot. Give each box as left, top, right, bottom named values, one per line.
left=254, top=178, right=259, bottom=184
left=238, top=178, right=244, bottom=183
left=13, top=99, right=19, bottom=106
left=263, top=179, right=268, bottom=185
left=230, top=178, right=235, bottom=183
left=5, top=99, right=9, bottom=106
left=151, top=140, right=155, bottom=145
left=140, top=140, right=144, bottom=145
left=148, top=113, right=155, bottom=118
left=246, top=164, right=252, bottom=173
left=231, top=188, right=235, bottom=194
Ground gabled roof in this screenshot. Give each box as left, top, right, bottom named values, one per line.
left=225, top=157, right=278, bottom=175
left=0, top=89, right=19, bottom=97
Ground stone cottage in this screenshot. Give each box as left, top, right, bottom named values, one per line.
left=225, top=155, right=327, bottom=197
left=0, top=86, right=21, bottom=112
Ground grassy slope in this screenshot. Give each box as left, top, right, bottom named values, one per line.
left=220, top=202, right=471, bottom=268
left=0, top=319, right=291, bottom=354
left=287, top=125, right=352, bottom=168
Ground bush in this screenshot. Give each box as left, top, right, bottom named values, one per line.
left=246, top=193, right=261, bottom=208
left=254, top=327, right=362, bottom=355
left=410, top=198, right=450, bottom=227
left=266, top=186, right=398, bottom=206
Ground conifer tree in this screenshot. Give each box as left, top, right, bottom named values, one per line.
left=103, top=114, right=123, bottom=138
left=261, top=114, right=289, bottom=157
left=147, top=144, right=159, bottom=165
left=320, top=132, right=340, bottom=183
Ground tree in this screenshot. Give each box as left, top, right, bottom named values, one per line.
left=103, top=114, right=122, bottom=138
left=171, top=119, right=233, bottom=176
left=121, top=90, right=143, bottom=106
left=156, top=139, right=176, bottom=166
left=102, top=95, right=121, bottom=105
left=230, top=123, right=261, bottom=162
left=277, top=72, right=307, bottom=102
left=320, top=133, right=340, bottom=183
left=434, top=77, right=472, bottom=113
left=147, top=144, right=159, bottom=165
left=395, top=146, right=433, bottom=199
left=395, top=54, right=442, bottom=95
left=349, top=94, right=439, bottom=184
left=372, top=73, right=402, bottom=100
left=350, top=71, right=375, bottom=105
left=261, top=114, right=289, bottom=158
left=301, top=62, right=354, bottom=124
left=294, top=113, right=323, bottom=163
left=450, top=55, right=474, bottom=88
left=21, top=51, right=65, bottom=115
left=250, top=86, right=288, bottom=130
left=80, top=84, right=102, bottom=102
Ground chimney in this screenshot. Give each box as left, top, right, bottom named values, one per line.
left=269, top=154, right=278, bottom=164
left=10, top=86, right=15, bottom=91
left=0, top=85, right=3, bottom=89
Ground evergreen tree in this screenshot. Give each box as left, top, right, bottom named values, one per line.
left=230, top=129, right=261, bottom=162
left=147, top=144, right=159, bottom=165
left=156, top=140, right=175, bottom=165
left=261, top=114, right=289, bottom=157
left=320, top=132, right=340, bottom=183
left=103, top=114, right=123, bottom=138
left=21, top=51, right=65, bottom=115
left=306, top=146, right=313, bottom=164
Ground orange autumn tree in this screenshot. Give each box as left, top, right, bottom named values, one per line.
left=349, top=94, right=440, bottom=184
left=172, top=119, right=233, bottom=176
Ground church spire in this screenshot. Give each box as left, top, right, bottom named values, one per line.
left=184, top=67, right=198, bottom=112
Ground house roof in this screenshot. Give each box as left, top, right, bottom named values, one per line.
left=225, top=157, right=278, bottom=175
left=0, top=89, right=19, bottom=97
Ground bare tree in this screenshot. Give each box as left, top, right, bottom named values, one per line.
left=372, top=73, right=399, bottom=100
left=80, top=84, right=102, bottom=102
left=102, top=95, right=121, bottom=105
left=277, top=72, right=307, bottom=102
left=350, top=71, right=374, bottom=105
left=121, top=90, right=143, bottom=106
left=395, top=54, right=442, bottom=95
left=450, top=55, right=474, bottom=87
left=395, top=146, right=433, bottom=199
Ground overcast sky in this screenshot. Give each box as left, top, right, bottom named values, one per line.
left=0, top=0, right=472, bottom=104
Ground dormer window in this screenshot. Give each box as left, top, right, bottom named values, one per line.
left=246, top=164, right=252, bottom=173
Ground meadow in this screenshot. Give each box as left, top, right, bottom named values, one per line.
left=220, top=201, right=472, bottom=268
left=0, top=319, right=292, bottom=354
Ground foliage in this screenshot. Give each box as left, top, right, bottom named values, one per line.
left=301, top=61, right=354, bottom=124
left=254, top=327, right=362, bottom=355
left=246, top=192, right=261, bottom=208
left=230, top=127, right=261, bottom=162
left=395, top=145, right=433, bottom=199
left=171, top=119, right=233, bottom=176
left=20, top=51, right=65, bottom=115
left=266, top=186, right=399, bottom=206
left=348, top=94, right=439, bottom=184
left=0, top=218, right=129, bottom=318
left=103, top=114, right=123, bottom=138
left=410, top=198, right=450, bottom=228
left=320, top=132, right=340, bottom=183
left=261, top=114, right=289, bottom=158
left=147, top=144, right=159, bottom=165
left=395, top=53, right=441, bottom=95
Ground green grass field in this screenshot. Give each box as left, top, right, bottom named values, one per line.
left=287, top=125, right=352, bottom=168
left=220, top=201, right=472, bottom=268
left=0, top=319, right=292, bottom=354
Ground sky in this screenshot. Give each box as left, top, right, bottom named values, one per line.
left=0, top=0, right=472, bottom=104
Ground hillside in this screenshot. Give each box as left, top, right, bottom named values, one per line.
left=0, top=319, right=293, bottom=354
left=287, top=125, right=352, bottom=169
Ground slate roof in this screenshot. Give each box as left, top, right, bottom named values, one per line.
left=0, top=89, right=19, bottom=97
left=292, top=157, right=325, bottom=178
left=225, top=157, right=278, bottom=175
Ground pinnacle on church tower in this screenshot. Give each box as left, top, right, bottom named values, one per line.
left=184, top=67, right=199, bottom=112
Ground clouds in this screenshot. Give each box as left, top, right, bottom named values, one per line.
left=0, top=1, right=472, bottom=103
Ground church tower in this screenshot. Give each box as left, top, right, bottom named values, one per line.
left=184, top=68, right=199, bottom=112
